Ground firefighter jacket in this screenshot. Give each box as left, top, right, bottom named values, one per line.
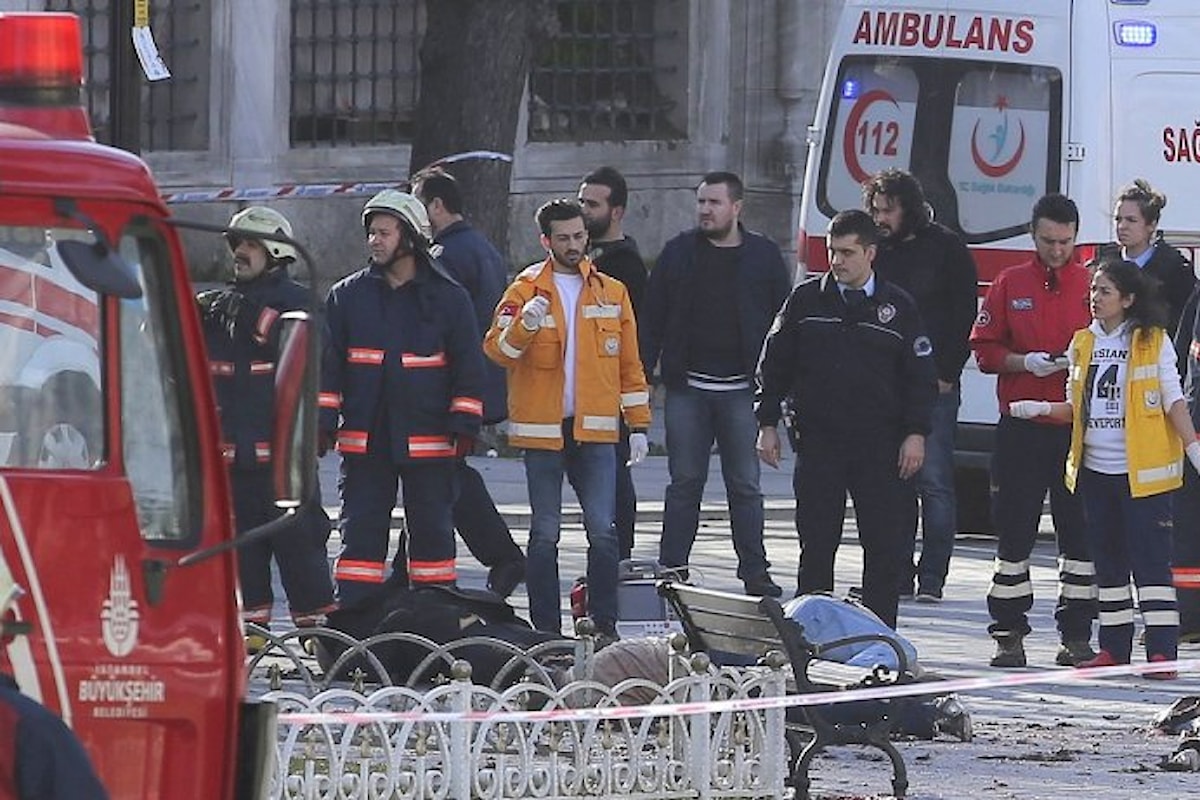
left=200, top=268, right=309, bottom=470
left=1065, top=325, right=1184, bottom=498
left=755, top=272, right=937, bottom=440
left=969, top=256, right=1091, bottom=420
left=0, top=674, right=110, bottom=799
left=483, top=256, right=651, bottom=450
left=320, top=258, right=485, bottom=462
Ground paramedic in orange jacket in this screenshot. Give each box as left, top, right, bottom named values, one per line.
left=484, top=199, right=651, bottom=640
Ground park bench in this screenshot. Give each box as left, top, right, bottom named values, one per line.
left=658, top=581, right=913, bottom=800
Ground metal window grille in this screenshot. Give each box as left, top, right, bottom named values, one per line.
left=289, top=0, right=423, bottom=148
left=529, top=0, right=681, bottom=142
left=43, top=0, right=210, bottom=152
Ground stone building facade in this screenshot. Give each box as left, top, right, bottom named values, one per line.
left=3, top=0, right=842, bottom=288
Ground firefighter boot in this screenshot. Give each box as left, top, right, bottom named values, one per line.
left=989, top=633, right=1026, bottom=668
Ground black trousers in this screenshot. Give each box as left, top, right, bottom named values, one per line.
left=232, top=468, right=336, bottom=623
left=614, top=419, right=637, bottom=561
left=986, top=417, right=1095, bottom=640
left=453, top=458, right=524, bottom=567
left=1172, top=463, right=1200, bottom=636
left=793, top=431, right=908, bottom=628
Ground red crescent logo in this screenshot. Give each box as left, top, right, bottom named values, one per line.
left=971, top=118, right=1026, bottom=178
left=842, top=89, right=899, bottom=184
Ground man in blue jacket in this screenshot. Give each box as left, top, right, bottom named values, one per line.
left=640, top=172, right=791, bottom=597
left=413, top=168, right=526, bottom=597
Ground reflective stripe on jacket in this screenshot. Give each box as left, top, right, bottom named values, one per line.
left=320, top=259, right=485, bottom=462
left=484, top=257, right=650, bottom=450
left=1065, top=326, right=1183, bottom=498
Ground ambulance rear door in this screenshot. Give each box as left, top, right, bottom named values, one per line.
left=1104, top=0, right=1200, bottom=255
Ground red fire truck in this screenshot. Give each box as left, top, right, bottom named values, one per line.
left=0, top=12, right=315, bottom=797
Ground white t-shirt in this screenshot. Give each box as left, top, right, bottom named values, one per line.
left=553, top=272, right=585, bottom=418
left=1070, top=319, right=1184, bottom=474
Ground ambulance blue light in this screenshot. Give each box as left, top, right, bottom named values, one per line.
left=841, top=79, right=859, bottom=100
left=1114, top=21, right=1156, bottom=47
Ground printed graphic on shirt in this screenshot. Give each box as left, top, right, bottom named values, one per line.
left=1085, top=347, right=1127, bottom=429
left=1011, top=297, right=1033, bottom=311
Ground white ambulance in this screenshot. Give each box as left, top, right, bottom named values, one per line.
left=797, top=0, right=1200, bottom=530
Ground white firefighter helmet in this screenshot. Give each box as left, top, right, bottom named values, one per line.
left=361, top=189, right=433, bottom=247
left=226, top=206, right=298, bottom=262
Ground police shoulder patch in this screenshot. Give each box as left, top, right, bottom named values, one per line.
left=914, top=335, right=934, bottom=357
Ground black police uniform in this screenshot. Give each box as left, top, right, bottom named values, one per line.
left=755, top=272, right=937, bottom=627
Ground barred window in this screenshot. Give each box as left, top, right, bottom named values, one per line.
left=44, top=0, right=211, bottom=152
left=529, top=0, right=684, bottom=142
left=290, top=0, right=423, bottom=148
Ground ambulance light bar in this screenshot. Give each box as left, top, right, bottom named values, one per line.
left=0, top=13, right=83, bottom=90
left=1113, top=21, right=1156, bottom=47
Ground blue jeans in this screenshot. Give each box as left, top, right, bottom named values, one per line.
left=901, top=388, right=959, bottom=594
left=659, top=386, right=770, bottom=582
left=524, top=429, right=618, bottom=634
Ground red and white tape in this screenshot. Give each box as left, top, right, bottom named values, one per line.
left=276, top=657, right=1200, bottom=726
left=161, top=150, right=513, bottom=205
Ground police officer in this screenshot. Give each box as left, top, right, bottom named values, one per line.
left=198, top=206, right=336, bottom=637
left=320, top=190, right=485, bottom=608
left=755, top=209, right=937, bottom=628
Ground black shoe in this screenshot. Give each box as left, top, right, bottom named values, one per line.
left=1055, top=639, right=1096, bottom=667
left=487, top=557, right=526, bottom=598
left=933, top=695, right=973, bottom=742
left=990, top=633, right=1027, bottom=668
left=915, top=587, right=943, bottom=604
left=744, top=575, right=783, bottom=598
left=593, top=623, right=620, bottom=651
left=660, top=565, right=690, bottom=583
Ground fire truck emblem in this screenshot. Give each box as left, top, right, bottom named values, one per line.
left=101, top=555, right=139, bottom=657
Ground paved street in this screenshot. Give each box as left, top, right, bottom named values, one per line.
left=296, top=451, right=1200, bottom=799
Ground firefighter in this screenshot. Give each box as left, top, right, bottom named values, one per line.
left=320, top=190, right=485, bottom=608
left=198, top=206, right=337, bottom=640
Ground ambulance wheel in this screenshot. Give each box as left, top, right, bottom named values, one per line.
left=954, top=467, right=992, bottom=535
left=26, top=373, right=101, bottom=469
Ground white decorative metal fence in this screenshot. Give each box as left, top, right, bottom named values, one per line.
left=246, top=629, right=789, bottom=799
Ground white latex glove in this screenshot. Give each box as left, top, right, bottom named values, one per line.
left=520, top=295, right=550, bottom=331
left=1009, top=400, right=1052, bottom=419
left=627, top=432, right=649, bottom=467
left=1023, top=351, right=1064, bottom=377
left=1187, top=441, right=1200, bottom=475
